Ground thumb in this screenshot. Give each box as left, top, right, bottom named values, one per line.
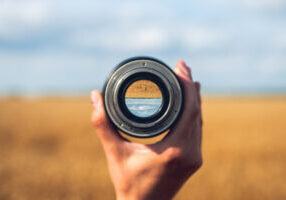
left=91, top=90, right=123, bottom=153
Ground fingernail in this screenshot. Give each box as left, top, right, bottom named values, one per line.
left=91, top=91, right=99, bottom=108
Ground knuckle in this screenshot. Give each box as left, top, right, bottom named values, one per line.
left=91, top=111, right=106, bottom=127
left=194, top=157, right=203, bottom=169
left=186, top=157, right=203, bottom=172
left=162, top=147, right=183, bottom=165
left=162, top=148, right=203, bottom=173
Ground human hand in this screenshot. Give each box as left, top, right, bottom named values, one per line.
left=91, top=61, right=202, bottom=200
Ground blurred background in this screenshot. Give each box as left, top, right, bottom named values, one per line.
left=0, top=0, right=285, bottom=199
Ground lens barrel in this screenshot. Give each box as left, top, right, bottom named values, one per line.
left=103, top=57, right=183, bottom=138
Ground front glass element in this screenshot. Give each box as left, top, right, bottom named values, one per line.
left=124, top=80, right=163, bottom=118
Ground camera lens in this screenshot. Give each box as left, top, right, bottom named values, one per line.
left=103, top=57, right=183, bottom=138
left=125, top=79, right=163, bottom=118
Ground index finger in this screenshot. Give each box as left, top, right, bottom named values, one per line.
left=164, top=61, right=201, bottom=144
left=91, top=91, right=124, bottom=156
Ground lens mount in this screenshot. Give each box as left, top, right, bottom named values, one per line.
left=103, top=57, right=183, bottom=138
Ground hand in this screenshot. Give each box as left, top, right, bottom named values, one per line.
left=91, top=61, right=203, bottom=200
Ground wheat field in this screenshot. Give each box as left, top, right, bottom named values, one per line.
left=0, top=96, right=285, bottom=200
left=125, top=80, right=162, bottom=98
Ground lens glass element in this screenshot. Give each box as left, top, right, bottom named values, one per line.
left=124, top=80, right=162, bottom=118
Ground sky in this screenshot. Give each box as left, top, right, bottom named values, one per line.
left=0, top=0, right=286, bottom=95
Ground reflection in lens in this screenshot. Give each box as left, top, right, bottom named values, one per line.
left=125, top=80, right=162, bottom=118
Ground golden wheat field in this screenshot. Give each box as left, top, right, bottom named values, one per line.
left=125, top=80, right=162, bottom=98
left=0, top=96, right=286, bottom=200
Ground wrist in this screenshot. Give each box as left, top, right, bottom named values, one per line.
left=116, top=189, right=140, bottom=200
left=116, top=190, right=173, bottom=200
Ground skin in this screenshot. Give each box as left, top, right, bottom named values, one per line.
left=91, top=61, right=203, bottom=200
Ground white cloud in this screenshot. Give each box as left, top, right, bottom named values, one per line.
left=258, top=55, right=286, bottom=76
left=70, top=26, right=170, bottom=51
left=0, top=0, right=48, bottom=24
left=0, top=0, right=285, bottom=94
left=70, top=24, right=232, bottom=52
left=0, top=50, right=103, bottom=90
left=129, top=28, right=170, bottom=50
left=182, top=27, right=230, bottom=50
left=274, top=32, right=286, bottom=49
left=241, top=0, right=286, bottom=11
left=0, top=0, right=49, bottom=40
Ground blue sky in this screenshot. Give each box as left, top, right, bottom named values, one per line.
left=0, top=0, right=286, bottom=95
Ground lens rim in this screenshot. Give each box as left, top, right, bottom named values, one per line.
left=103, top=56, right=183, bottom=138
left=118, top=72, right=169, bottom=123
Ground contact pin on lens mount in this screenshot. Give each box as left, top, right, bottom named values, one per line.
left=103, top=57, right=183, bottom=138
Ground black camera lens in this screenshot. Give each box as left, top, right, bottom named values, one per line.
left=103, top=57, right=183, bottom=138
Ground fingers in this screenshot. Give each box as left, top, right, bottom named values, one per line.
left=91, top=90, right=123, bottom=154
left=175, top=61, right=200, bottom=124
left=174, top=60, right=193, bottom=82
left=195, top=82, right=201, bottom=105
left=165, top=61, right=201, bottom=144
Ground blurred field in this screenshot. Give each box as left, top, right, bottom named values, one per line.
left=0, top=96, right=286, bottom=200
left=125, top=80, right=162, bottom=98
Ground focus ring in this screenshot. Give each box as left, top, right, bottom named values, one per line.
left=103, top=57, right=183, bottom=138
